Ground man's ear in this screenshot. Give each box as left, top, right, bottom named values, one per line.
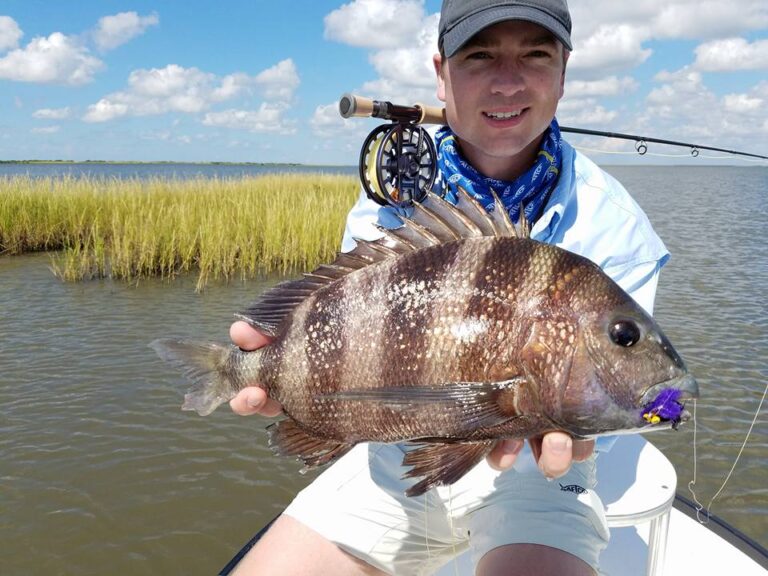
left=559, top=49, right=570, bottom=99
left=433, top=53, right=447, bottom=103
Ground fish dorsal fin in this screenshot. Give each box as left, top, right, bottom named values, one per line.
left=239, top=188, right=527, bottom=336
left=483, top=187, right=523, bottom=238
left=239, top=238, right=404, bottom=336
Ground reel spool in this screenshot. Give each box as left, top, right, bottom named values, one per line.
left=359, top=123, right=437, bottom=207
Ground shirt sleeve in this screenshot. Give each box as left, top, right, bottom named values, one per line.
left=340, top=189, right=385, bottom=253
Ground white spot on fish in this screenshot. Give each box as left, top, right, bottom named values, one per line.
left=450, top=318, right=489, bottom=343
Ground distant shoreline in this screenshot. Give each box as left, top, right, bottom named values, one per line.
left=0, top=159, right=354, bottom=168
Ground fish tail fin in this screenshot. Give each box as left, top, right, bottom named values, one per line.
left=150, top=339, right=245, bottom=416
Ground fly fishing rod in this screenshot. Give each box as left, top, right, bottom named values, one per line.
left=339, top=93, right=768, bottom=208
left=559, top=126, right=768, bottom=161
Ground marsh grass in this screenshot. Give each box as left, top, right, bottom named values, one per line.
left=1, top=173, right=359, bottom=290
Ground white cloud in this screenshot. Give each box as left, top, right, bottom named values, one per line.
left=310, top=102, right=366, bottom=138
left=324, top=3, right=441, bottom=109
left=570, top=0, right=768, bottom=41
left=128, top=65, right=209, bottom=99
left=565, top=76, right=638, bottom=98
left=254, top=59, right=300, bottom=101
left=650, top=1, right=768, bottom=39
left=93, top=11, right=159, bottom=51
left=723, top=93, right=764, bottom=113
left=32, top=107, right=71, bottom=120
left=83, top=99, right=130, bottom=122
left=557, top=98, right=618, bottom=125
left=639, top=68, right=768, bottom=145
left=568, top=25, right=652, bottom=76
left=693, top=37, right=768, bottom=71
left=83, top=60, right=299, bottom=123
left=565, top=1, right=768, bottom=80
left=202, top=104, right=296, bottom=134
left=324, top=0, right=426, bottom=49
left=32, top=125, right=60, bottom=134
left=211, top=73, right=253, bottom=101
left=0, top=16, right=23, bottom=52
left=0, top=32, right=103, bottom=85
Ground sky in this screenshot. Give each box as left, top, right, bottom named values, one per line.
left=1, top=0, right=767, bottom=165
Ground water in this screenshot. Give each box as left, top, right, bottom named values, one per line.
left=1, top=165, right=766, bottom=574
left=0, top=161, right=357, bottom=180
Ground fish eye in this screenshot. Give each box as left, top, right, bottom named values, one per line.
left=609, top=320, right=641, bottom=347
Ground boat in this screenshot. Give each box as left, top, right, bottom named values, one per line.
left=218, top=434, right=768, bottom=575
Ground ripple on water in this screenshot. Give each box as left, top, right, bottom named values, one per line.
left=1, top=167, right=767, bottom=572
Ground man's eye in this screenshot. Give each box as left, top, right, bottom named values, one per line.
left=466, top=51, right=491, bottom=60
left=527, top=50, right=551, bottom=58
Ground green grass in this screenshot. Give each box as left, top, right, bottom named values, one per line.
left=0, top=174, right=359, bottom=290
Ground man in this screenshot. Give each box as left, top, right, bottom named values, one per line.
left=228, top=1, right=668, bottom=574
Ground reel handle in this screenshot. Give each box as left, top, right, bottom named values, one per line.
left=339, top=93, right=446, bottom=125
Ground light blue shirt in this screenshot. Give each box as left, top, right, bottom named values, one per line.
left=340, top=140, right=670, bottom=451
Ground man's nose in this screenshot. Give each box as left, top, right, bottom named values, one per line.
left=490, top=60, right=526, bottom=97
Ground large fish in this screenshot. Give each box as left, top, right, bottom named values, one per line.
left=152, top=189, right=698, bottom=496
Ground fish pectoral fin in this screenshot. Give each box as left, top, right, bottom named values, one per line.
left=318, top=379, right=525, bottom=429
left=402, top=440, right=495, bottom=497
left=266, top=419, right=353, bottom=470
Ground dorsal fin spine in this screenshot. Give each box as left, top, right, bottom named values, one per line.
left=240, top=190, right=525, bottom=333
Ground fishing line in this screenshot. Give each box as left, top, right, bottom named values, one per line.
left=448, top=484, right=460, bottom=576
left=687, top=379, right=768, bottom=524
left=424, top=490, right=433, bottom=560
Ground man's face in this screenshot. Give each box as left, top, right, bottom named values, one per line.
left=434, top=20, right=569, bottom=180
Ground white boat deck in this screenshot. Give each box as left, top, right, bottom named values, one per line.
left=434, top=434, right=767, bottom=575
left=601, top=509, right=766, bottom=575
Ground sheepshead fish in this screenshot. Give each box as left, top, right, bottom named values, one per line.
left=152, top=188, right=698, bottom=496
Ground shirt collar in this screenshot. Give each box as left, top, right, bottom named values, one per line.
left=531, top=140, right=575, bottom=242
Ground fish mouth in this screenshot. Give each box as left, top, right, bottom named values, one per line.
left=637, top=374, right=699, bottom=430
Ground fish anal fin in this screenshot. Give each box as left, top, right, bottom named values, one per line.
left=266, top=419, right=353, bottom=470
left=402, top=440, right=495, bottom=497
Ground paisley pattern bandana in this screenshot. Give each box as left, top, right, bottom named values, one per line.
left=433, top=120, right=563, bottom=224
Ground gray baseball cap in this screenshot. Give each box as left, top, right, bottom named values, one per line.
left=438, top=0, right=573, bottom=57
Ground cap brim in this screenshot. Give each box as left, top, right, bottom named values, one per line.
left=442, top=6, right=572, bottom=57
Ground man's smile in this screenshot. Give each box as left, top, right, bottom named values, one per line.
left=482, top=108, right=529, bottom=125
left=484, top=109, right=525, bottom=119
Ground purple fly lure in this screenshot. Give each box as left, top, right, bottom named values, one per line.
left=642, top=388, right=685, bottom=427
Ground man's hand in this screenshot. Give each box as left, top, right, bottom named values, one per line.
left=228, top=321, right=282, bottom=417
left=229, top=321, right=595, bottom=477
left=487, top=434, right=595, bottom=478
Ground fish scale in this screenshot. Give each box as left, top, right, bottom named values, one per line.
left=152, top=187, right=698, bottom=496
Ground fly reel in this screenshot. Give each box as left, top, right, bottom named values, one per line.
left=359, top=123, right=437, bottom=207
left=339, top=93, right=445, bottom=208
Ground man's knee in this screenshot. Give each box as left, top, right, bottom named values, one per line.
left=476, top=543, right=597, bottom=576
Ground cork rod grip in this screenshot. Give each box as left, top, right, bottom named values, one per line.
left=414, top=103, right=446, bottom=125
left=339, top=93, right=446, bottom=125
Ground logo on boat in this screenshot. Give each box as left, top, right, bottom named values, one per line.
left=559, top=483, right=588, bottom=495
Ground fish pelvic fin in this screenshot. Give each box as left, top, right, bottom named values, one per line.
left=403, top=440, right=495, bottom=497
left=150, top=339, right=245, bottom=416
left=267, top=419, right=354, bottom=470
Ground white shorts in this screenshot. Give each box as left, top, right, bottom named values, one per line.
left=284, top=441, right=609, bottom=575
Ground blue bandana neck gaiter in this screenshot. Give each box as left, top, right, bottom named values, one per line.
left=433, top=119, right=563, bottom=225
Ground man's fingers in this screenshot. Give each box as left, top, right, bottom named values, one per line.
left=486, top=439, right=524, bottom=471
left=536, top=432, right=574, bottom=479
left=229, top=387, right=283, bottom=417
left=230, top=321, right=272, bottom=351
